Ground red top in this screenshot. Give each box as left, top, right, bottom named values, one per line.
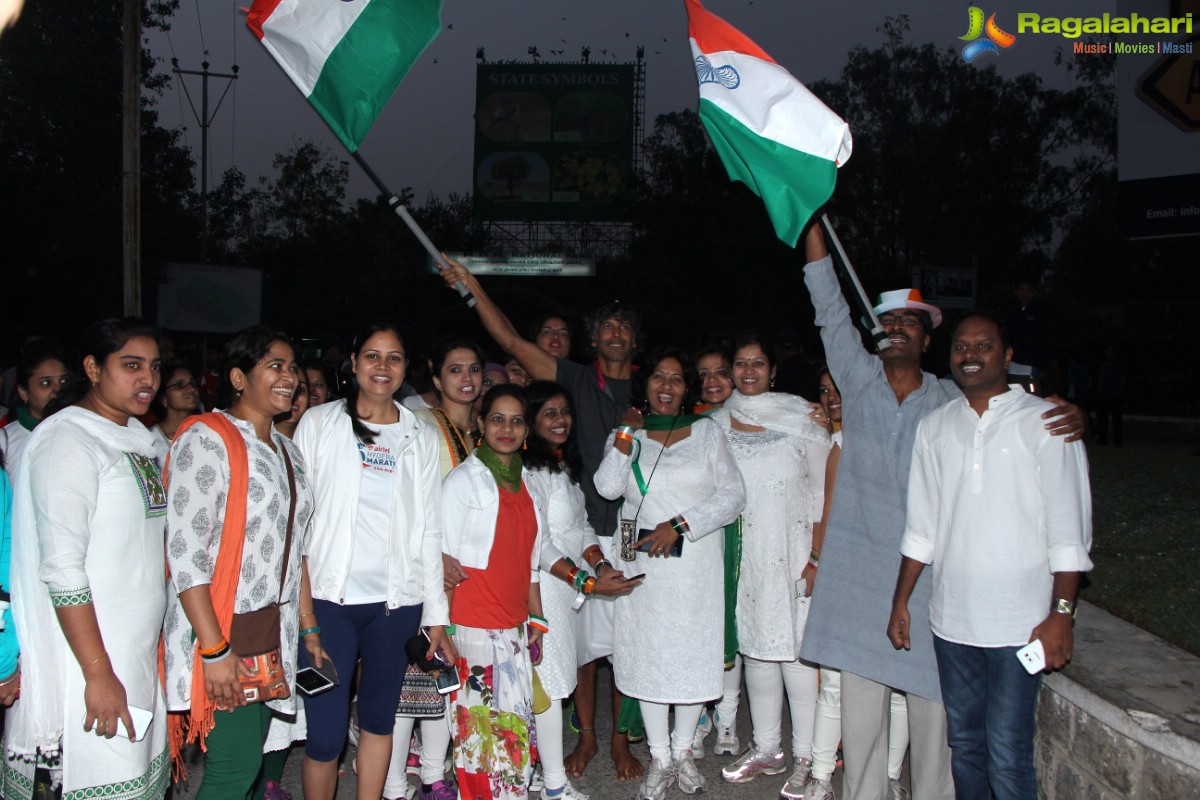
left=451, top=482, right=538, bottom=630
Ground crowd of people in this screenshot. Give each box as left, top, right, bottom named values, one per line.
left=0, top=221, right=1093, bottom=800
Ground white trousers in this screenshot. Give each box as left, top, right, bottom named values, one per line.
left=742, top=655, right=819, bottom=758
left=811, top=668, right=910, bottom=781
left=384, top=712, right=452, bottom=796
left=714, top=654, right=742, bottom=727
left=641, top=701, right=705, bottom=763
left=534, top=698, right=568, bottom=792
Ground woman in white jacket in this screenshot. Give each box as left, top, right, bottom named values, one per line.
left=295, top=322, right=455, bottom=800
left=442, top=384, right=547, bottom=800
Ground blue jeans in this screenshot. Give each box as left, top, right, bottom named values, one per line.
left=932, top=636, right=1042, bottom=800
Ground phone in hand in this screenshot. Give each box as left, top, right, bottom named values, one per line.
left=296, top=656, right=338, bottom=696
left=84, top=705, right=153, bottom=742
left=1016, top=639, right=1045, bottom=674
left=635, top=529, right=684, bottom=557
left=625, top=573, right=646, bottom=582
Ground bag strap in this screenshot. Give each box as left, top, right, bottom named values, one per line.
left=277, top=445, right=297, bottom=604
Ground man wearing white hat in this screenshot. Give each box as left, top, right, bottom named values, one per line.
left=796, top=225, right=1084, bottom=800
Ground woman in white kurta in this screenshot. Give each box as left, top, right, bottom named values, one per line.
left=1, top=319, right=169, bottom=800
left=523, top=380, right=639, bottom=800
left=709, top=334, right=831, bottom=799
left=594, top=348, right=745, bottom=800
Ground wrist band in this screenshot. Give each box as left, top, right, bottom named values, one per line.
left=583, top=545, right=604, bottom=566
left=670, top=515, right=690, bottom=536
left=200, top=641, right=231, bottom=662
left=594, top=558, right=613, bottom=572
left=528, top=615, right=549, bottom=634
left=445, top=624, right=456, bottom=635
left=808, top=557, right=819, bottom=569
left=582, top=576, right=596, bottom=595
left=201, top=647, right=232, bottom=665
left=573, top=569, right=593, bottom=591
left=300, top=626, right=322, bottom=637
left=198, top=638, right=229, bottom=657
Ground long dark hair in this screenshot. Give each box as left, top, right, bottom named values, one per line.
left=47, top=317, right=158, bottom=415
left=522, top=381, right=583, bottom=483
left=631, top=345, right=697, bottom=414
left=344, top=322, right=405, bottom=445
left=218, top=325, right=292, bottom=409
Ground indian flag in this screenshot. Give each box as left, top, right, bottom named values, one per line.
left=246, top=0, right=442, bottom=152
left=686, top=0, right=852, bottom=247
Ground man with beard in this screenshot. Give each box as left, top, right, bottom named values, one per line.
left=796, top=226, right=1084, bottom=800
left=888, top=313, right=1092, bottom=800
left=440, top=259, right=647, bottom=783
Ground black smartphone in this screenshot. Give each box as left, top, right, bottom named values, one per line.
left=625, top=573, right=647, bottom=581
left=635, top=529, right=684, bottom=557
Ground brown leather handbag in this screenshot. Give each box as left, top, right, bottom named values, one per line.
left=229, top=447, right=298, bottom=704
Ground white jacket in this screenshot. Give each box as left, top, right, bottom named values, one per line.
left=441, top=453, right=547, bottom=580
left=294, top=399, right=449, bottom=625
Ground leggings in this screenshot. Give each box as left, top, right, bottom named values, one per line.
left=743, top=655, right=819, bottom=758
left=641, top=701, right=705, bottom=763
left=535, top=699, right=568, bottom=792
left=811, top=668, right=910, bottom=781
left=384, top=712, right=453, bottom=795
left=714, top=654, right=742, bottom=728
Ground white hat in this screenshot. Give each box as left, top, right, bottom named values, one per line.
left=873, top=289, right=943, bottom=329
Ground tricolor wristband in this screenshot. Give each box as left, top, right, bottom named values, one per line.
left=528, top=615, right=549, bottom=634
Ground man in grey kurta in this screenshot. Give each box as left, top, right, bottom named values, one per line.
left=797, top=226, right=957, bottom=800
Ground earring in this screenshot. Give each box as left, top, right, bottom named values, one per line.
left=474, top=433, right=483, bottom=448
left=522, top=438, right=528, bottom=451
left=770, top=379, right=776, bottom=389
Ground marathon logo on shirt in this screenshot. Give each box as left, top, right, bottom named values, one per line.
left=357, top=442, right=397, bottom=474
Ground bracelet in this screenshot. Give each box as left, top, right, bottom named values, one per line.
left=594, top=558, right=613, bottom=572
left=528, top=615, right=549, bottom=634
left=583, top=544, right=604, bottom=565
left=807, top=556, right=819, bottom=569
left=573, top=569, right=593, bottom=592
left=670, top=515, right=690, bottom=536
left=199, top=641, right=231, bottom=662
left=300, top=626, right=322, bottom=637
left=82, top=651, right=109, bottom=671
left=198, top=638, right=229, bottom=657
left=300, top=611, right=316, bottom=621
left=614, top=426, right=636, bottom=445
left=582, top=576, right=597, bottom=595
left=201, top=647, right=232, bottom=665
left=445, top=624, right=456, bottom=635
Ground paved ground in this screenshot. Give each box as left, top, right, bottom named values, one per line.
left=170, top=664, right=862, bottom=799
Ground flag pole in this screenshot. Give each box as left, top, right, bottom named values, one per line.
left=818, top=214, right=891, bottom=353
left=351, top=151, right=477, bottom=308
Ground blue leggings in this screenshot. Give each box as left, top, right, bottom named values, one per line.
left=303, top=599, right=422, bottom=762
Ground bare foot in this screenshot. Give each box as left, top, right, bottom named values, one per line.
left=564, top=730, right=599, bottom=778
left=612, top=733, right=645, bottom=781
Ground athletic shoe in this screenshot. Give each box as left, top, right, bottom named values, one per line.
left=638, top=757, right=676, bottom=800
left=262, top=780, right=292, bottom=800
left=691, top=710, right=713, bottom=757
left=721, top=746, right=786, bottom=783
left=802, top=776, right=836, bottom=800
left=713, top=710, right=740, bottom=755
left=889, top=778, right=910, bottom=800
left=778, top=757, right=812, bottom=799
left=675, top=751, right=706, bottom=795
left=543, top=779, right=590, bottom=800
left=416, top=780, right=457, bottom=800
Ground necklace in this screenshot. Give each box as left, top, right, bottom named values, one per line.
left=433, top=407, right=472, bottom=466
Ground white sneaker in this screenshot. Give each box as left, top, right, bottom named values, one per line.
left=542, top=778, right=589, bottom=800
left=713, top=710, right=740, bottom=756
left=778, top=757, right=812, bottom=799
left=674, top=751, right=706, bottom=795
left=889, top=778, right=910, bottom=800
left=639, top=757, right=676, bottom=800
left=802, top=776, right=835, bottom=800
left=720, top=745, right=786, bottom=783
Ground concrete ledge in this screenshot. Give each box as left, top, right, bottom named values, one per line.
left=1035, top=601, right=1200, bottom=797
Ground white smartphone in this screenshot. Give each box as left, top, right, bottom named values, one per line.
left=1016, top=639, right=1046, bottom=674
left=84, top=705, right=153, bottom=742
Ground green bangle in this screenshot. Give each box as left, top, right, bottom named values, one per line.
left=445, top=624, right=456, bottom=635
left=300, top=626, right=321, bottom=637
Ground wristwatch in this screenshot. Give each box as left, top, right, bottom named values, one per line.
left=1052, top=598, right=1077, bottom=618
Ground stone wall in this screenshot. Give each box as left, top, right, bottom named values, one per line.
left=1034, top=602, right=1200, bottom=798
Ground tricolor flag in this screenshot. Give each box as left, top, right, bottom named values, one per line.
left=686, top=0, right=852, bottom=247
left=246, top=0, right=442, bottom=152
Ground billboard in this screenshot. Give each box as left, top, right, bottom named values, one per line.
left=472, top=63, right=635, bottom=222
left=1117, top=0, right=1200, bottom=238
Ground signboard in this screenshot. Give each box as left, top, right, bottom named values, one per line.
left=433, top=254, right=595, bottom=277
left=472, top=63, right=635, bottom=222
left=1118, top=0, right=1200, bottom=238
left=157, top=262, right=262, bottom=333
left=914, top=267, right=977, bottom=310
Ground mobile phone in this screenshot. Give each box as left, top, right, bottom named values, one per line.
left=1016, top=639, right=1046, bottom=674
left=635, top=530, right=684, bottom=557
left=435, top=668, right=461, bottom=695
left=625, top=573, right=646, bottom=582
left=84, top=705, right=153, bottom=742
left=296, top=666, right=336, bottom=696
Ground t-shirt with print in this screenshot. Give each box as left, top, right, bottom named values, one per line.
left=555, top=357, right=631, bottom=538
left=346, top=421, right=403, bottom=603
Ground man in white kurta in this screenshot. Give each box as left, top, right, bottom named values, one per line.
left=888, top=314, right=1092, bottom=800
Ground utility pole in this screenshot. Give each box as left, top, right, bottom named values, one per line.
left=122, top=0, right=141, bottom=316
left=173, top=58, right=238, bottom=261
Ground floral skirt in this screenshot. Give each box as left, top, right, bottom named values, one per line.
left=451, top=624, right=536, bottom=800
